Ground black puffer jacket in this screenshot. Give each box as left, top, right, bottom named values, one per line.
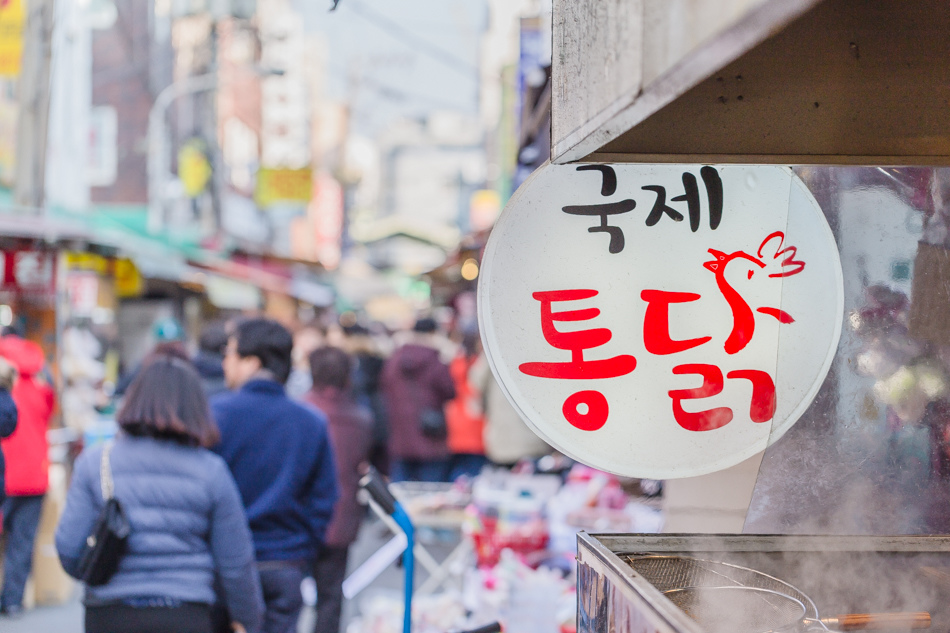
left=193, top=350, right=227, bottom=397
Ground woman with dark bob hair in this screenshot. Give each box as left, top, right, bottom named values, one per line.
left=56, top=355, right=264, bottom=633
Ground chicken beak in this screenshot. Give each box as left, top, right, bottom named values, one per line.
left=704, top=249, right=725, bottom=273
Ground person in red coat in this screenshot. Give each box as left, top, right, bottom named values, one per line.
left=0, top=336, right=56, bottom=616
left=303, top=346, right=372, bottom=633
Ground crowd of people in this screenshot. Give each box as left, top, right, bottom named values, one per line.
left=0, top=313, right=551, bottom=633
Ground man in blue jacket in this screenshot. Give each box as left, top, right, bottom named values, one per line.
left=212, top=318, right=338, bottom=633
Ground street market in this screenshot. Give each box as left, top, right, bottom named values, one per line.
left=1, top=1, right=950, bottom=633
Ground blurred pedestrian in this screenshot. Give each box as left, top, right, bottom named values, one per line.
left=115, top=317, right=189, bottom=396
left=0, top=336, right=55, bottom=616
left=193, top=321, right=229, bottom=397
left=0, top=358, right=17, bottom=518
left=303, top=347, right=372, bottom=633
left=446, top=332, right=486, bottom=480
left=285, top=324, right=325, bottom=400
left=344, top=324, right=389, bottom=476
left=381, top=317, right=456, bottom=482
left=212, top=318, right=338, bottom=633
left=55, top=357, right=264, bottom=633
left=470, top=351, right=551, bottom=467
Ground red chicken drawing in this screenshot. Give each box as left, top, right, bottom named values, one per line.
left=703, top=231, right=805, bottom=355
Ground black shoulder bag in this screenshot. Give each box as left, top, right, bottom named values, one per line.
left=413, top=375, right=447, bottom=440
left=75, top=441, right=131, bottom=586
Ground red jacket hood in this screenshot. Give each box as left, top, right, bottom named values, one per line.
left=0, top=336, right=46, bottom=377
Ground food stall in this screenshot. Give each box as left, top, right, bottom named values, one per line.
left=576, top=534, right=943, bottom=633
left=476, top=1, right=950, bottom=632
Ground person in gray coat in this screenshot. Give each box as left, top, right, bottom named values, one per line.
left=56, top=356, right=264, bottom=633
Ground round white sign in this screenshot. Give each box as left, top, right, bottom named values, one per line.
left=478, top=164, right=843, bottom=478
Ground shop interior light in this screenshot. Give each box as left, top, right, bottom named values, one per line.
left=0, top=306, right=12, bottom=327
left=460, top=258, right=479, bottom=281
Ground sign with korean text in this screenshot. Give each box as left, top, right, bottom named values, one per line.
left=478, top=164, right=843, bottom=478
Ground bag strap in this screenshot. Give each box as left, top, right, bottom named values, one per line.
left=100, top=441, right=115, bottom=501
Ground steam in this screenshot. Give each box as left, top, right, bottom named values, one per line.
left=623, top=544, right=946, bottom=632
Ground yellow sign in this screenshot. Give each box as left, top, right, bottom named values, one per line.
left=66, top=253, right=143, bottom=298
left=66, top=252, right=109, bottom=274
left=255, top=168, right=312, bottom=207
left=0, top=0, right=25, bottom=78
left=178, top=140, right=212, bottom=198
left=114, top=258, right=143, bottom=298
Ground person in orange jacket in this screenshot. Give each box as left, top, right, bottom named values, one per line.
left=0, top=336, right=55, bottom=617
left=446, top=332, right=487, bottom=481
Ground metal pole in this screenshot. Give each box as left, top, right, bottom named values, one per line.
left=146, top=72, right=218, bottom=234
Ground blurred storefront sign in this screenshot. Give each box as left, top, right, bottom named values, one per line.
left=0, top=250, right=56, bottom=301
left=65, top=252, right=142, bottom=300
left=205, top=274, right=261, bottom=310
left=513, top=17, right=551, bottom=192
left=292, top=171, right=343, bottom=268
left=312, top=172, right=342, bottom=269
left=255, top=167, right=312, bottom=207
left=0, top=0, right=25, bottom=78
left=0, top=245, right=58, bottom=404
left=469, top=189, right=501, bottom=232
left=113, top=258, right=144, bottom=298
left=66, top=272, right=99, bottom=317
left=259, top=5, right=309, bottom=169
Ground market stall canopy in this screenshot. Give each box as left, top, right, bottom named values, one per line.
left=552, top=0, right=950, bottom=165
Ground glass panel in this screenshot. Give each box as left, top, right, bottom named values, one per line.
left=748, top=167, right=950, bottom=534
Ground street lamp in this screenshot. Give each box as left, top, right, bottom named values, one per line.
left=146, top=67, right=285, bottom=234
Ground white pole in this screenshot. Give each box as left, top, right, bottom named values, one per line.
left=146, top=72, right=218, bottom=234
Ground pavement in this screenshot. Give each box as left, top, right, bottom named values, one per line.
left=1, top=515, right=460, bottom=633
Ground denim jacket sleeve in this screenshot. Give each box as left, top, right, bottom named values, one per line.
left=0, top=388, right=16, bottom=438
left=55, top=446, right=103, bottom=577
left=209, top=457, right=264, bottom=633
